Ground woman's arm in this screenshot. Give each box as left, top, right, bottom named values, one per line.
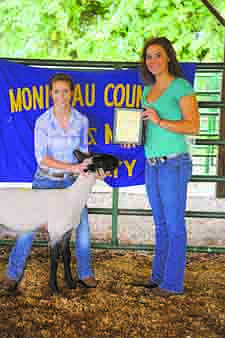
left=143, top=95, right=200, bottom=135
left=159, top=95, right=200, bottom=135
left=40, top=155, right=87, bottom=174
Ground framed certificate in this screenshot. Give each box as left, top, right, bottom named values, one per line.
left=113, top=108, right=144, bottom=145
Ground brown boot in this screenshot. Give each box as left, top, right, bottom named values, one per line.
left=149, top=287, right=183, bottom=298
left=0, top=275, right=18, bottom=291
left=79, top=276, right=97, bottom=288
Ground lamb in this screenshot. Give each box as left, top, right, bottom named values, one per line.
left=0, top=151, right=119, bottom=295
left=0, top=173, right=96, bottom=295
left=0, top=174, right=96, bottom=241
left=73, top=149, right=120, bottom=173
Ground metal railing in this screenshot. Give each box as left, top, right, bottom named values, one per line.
left=0, top=58, right=225, bottom=253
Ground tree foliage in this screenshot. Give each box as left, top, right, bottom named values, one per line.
left=0, top=0, right=224, bottom=61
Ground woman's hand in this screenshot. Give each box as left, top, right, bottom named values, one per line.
left=71, top=158, right=92, bottom=176
left=120, top=144, right=136, bottom=149
left=142, top=108, right=160, bottom=125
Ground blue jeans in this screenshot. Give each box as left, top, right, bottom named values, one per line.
left=7, top=175, right=94, bottom=281
left=145, top=153, right=192, bottom=293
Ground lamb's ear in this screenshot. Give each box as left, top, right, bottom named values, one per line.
left=73, top=149, right=92, bottom=162
left=73, top=149, right=84, bottom=162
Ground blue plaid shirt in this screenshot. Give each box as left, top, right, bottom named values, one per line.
left=35, top=107, right=88, bottom=174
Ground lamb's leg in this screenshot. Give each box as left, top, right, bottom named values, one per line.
left=62, top=231, right=76, bottom=289
left=49, top=242, right=61, bottom=295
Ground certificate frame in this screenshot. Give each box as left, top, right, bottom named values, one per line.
left=112, top=107, right=144, bottom=145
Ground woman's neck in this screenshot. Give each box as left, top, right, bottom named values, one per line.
left=53, top=105, right=71, bottom=119
left=53, top=105, right=72, bottom=129
left=155, top=72, right=174, bottom=87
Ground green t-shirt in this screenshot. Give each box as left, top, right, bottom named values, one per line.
left=142, top=77, right=194, bottom=158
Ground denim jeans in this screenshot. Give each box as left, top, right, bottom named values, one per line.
left=7, top=174, right=94, bottom=281
left=145, top=153, right=192, bottom=293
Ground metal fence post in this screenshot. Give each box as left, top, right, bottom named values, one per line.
left=111, top=188, right=119, bottom=247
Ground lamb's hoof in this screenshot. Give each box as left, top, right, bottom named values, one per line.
left=50, top=288, right=60, bottom=296
left=49, top=283, right=60, bottom=296
left=65, top=279, right=77, bottom=290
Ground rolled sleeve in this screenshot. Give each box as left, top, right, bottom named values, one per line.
left=34, top=119, right=48, bottom=165
left=79, top=116, right=89, bottom=153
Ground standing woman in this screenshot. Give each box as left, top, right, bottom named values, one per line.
left=141, top=37, right=199, bottom=296
left=0, top=73, right=97, bottom=291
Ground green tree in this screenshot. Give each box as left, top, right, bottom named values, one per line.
left=0, top=0, right=224, bottom=61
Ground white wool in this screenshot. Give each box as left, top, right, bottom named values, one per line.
left=0, top=173, right=96, bottom=244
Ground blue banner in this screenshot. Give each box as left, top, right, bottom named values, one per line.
left=0, top=60, right=196, bottom=187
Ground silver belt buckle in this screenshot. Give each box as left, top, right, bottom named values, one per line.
left=159, top=156, right=167, bottom=163
left=148, top=158, right=157, bottom=165
left=148, top=156, right=167, bottom=165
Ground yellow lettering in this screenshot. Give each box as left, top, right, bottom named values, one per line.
left=104, top=123, right=112, bottom=144
left=124, top=160, right=136, bottom=176
left=88, top=128, right=97, bottom=145
left=105, top=159, right=137, bottom=178
left=32, top=85, right=44, bottom=110
left=22, top=87, right=32, bottom=111
left=104, top=83, right=114, bottom=107
left=73, top=85, right=84, bottom=106
left=85, top=83, right=95, bottom=107
left=114, top=84, right=125, bottom=107
left=104, top=83, right=142, bottom=108
left=45, top=85, right=50, bottom=109
left=136, top=85, right=143, bottom=108
left=113, top=161, right=123, bottom=178
left=125, top=84, right=135, bottom=108
left=9, top=88, right=22, bottom=112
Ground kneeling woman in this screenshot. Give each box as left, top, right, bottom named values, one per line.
left=0, top=73, right=97, bottom=292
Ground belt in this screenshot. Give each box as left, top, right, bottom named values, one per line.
left=148, top=153, right=188, bottom=165
left=38, top=168, right=75, bottom=179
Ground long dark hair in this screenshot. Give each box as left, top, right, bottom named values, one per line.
left=140, top=37, right=184, bottom=84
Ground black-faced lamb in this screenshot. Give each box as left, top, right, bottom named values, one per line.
left=0, top=151, right=119, bottom=295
